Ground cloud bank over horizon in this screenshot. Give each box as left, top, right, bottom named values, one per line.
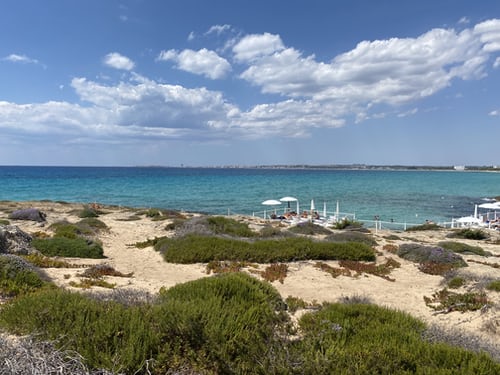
left=1, top=16, right=500, bottom=164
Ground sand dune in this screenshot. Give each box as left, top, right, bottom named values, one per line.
left=2, top=201, right=499, bottom=355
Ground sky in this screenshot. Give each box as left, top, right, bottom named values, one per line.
left=1, top=0, right=500, bottom=167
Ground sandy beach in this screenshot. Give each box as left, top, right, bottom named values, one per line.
left=1, top=200, right=499, bottom=356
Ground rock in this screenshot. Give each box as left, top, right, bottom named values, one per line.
left=0, top=225, right=36, bottom=255
left=8, top=208, right=47, bottom=223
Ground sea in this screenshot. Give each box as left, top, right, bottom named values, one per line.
left=1, top=166, right=499, bottom=228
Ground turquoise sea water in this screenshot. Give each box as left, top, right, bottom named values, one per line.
left=1, top=166, right=499, bottom=226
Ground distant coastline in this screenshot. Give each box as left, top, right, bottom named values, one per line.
left=151, top=164, right=500, bottom=172
left=2, top=164, right=499, bottom=171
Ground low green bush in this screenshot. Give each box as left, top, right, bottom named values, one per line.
left=0, top=273, right=288, bottom=374
left=406, top=223, right=442, bottom=231
left=206, top=216, right=256, bottom=237
left=397, top=243, right=467, bottom=268
left=438, top=241, right=490, bottom=256
left=447, top=229, right=489, bottom=240
left=424, top=289, right=489, bottom=312
left=78, top=217, right=108, bottom=232
left=333, top=218, right=365, bottom=230
left=1, top=273, right=499, bottom=373
left=155, top=235, right=376, bottom=263
left=288, top=221, right=332, bottom=235
left=32, top=237, right=104, bottom=258
left=296, top=303, right=499, bottom=374
left=77, top=206, right=99, bottom=218
left=0, top=219, right=10, bottom=225
left=448, top=276, right=466, bottom=289
left=325, top=231, right=377, bottom=246
left=0, top=254, right=46, bottom=297
left=487, top=280, right=500, bottom=292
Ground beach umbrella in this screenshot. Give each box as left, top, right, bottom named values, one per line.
left=280, top=196, right=298, bottom=212
left=323, top=201, right=327, bottom=218
left=262, top=199, right=282, bottom=218
left=310, top=199, right=315, bottom=214
left=456, top=216, right=482, bottom=224
left=262, top=199, right=282, bottom=206
left=479, top=202, right=500, bottom=210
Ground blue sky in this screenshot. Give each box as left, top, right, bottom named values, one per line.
left=1, top=0, right=500, bottom=167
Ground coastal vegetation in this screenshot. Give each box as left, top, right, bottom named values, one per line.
left=1, top=202, right=500, bottom=373
left=154, top=234, right=376, bottom=263
left=1, top=273, right=499, bottom=374
left=31, top=219, right=106, bottom=259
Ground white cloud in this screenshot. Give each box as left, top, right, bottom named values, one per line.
left=233, top=33, right=285, bottom=62
left=458, top=17, right=470, bottom=25
left=157, top=48, right=231, bottom=79
left=205, top=24, right=231, bottom=36
left=187, top=31, right=196, bottom=41
left=3, top=18, right=500, bottom=148
left=3, top=53, right=39, bottom=64
left=474, top=19, right=500, bottom=52
left=494, top=57, right=500, bottom=68
left=236, top=26, right=487, bottom=109
left=103, top=52, right=135, bottom=71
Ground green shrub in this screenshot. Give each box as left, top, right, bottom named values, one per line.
left=1, top=274, right=499, bottom=373
left=206, top=216, right=256, bottom=237
left=447, top=229, right=489, bottom=240
left=0, top=254, right=46, bottom=297
left=296, top=303, right=499, bottom=374
left=155, top=235, right=376, bottom=263
left=487, top=280, right=500, bottom=292
left=77, top=218, right=108, bottom=232
left=0, top=219, right=10, bottom=225
left=153, top=273, right=287, bottom=373
left=424, top=289, right=489, bottom=312
left=325, top=231, right=377, bottom=247
left=406, top=223, right=442, bottom=231
left=0, top=288, right=156, bottom=372
left=397, top=243, right=467, bottom=268
left=448, top=276, right=466, bottom=289
left=334, top=218, right=364, bottom=230
left=49, top=221, right=83, bottom=239
left=0, top=273, right=288, bottom=374
left=288, top=221, right=332, bottom=235
left=438, top=241, right=490, bottom=256
left=164, top=218, right=186, bottom=231
left=32, top=237, right=104, bottom=258
left=77, top=207, right=99, bottom=218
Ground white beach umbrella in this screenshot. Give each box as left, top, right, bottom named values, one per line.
left=456, top=216, right=482, bottom=224
left=262, top=199, right=282, bottom=206
left=280, top=196, right=298, bottom=212
left=310, top=199, right=315, bottom=212
left=479, top=202, right=500, bottom=210
left=323, top=201, right=327, bottom=218
left=262, top=199, right=282, bottom=218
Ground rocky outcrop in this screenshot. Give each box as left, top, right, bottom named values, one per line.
left=0, top=225, right=36, bottom=255
left=8, top=208, right=46, bottom=223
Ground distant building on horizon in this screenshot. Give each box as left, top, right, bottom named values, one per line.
left=453, top=165, right=466, bottom=171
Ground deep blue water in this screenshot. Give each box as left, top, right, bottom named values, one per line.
left=1, top=166, right=499, bottom=225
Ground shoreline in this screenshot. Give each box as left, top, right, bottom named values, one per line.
left=1, top=200, right=499, bottom=357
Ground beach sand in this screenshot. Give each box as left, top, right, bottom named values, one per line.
left=1, top=200, right=499, bottom=355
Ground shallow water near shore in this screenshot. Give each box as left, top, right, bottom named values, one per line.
left=1, top=166, right=499, bottom=225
